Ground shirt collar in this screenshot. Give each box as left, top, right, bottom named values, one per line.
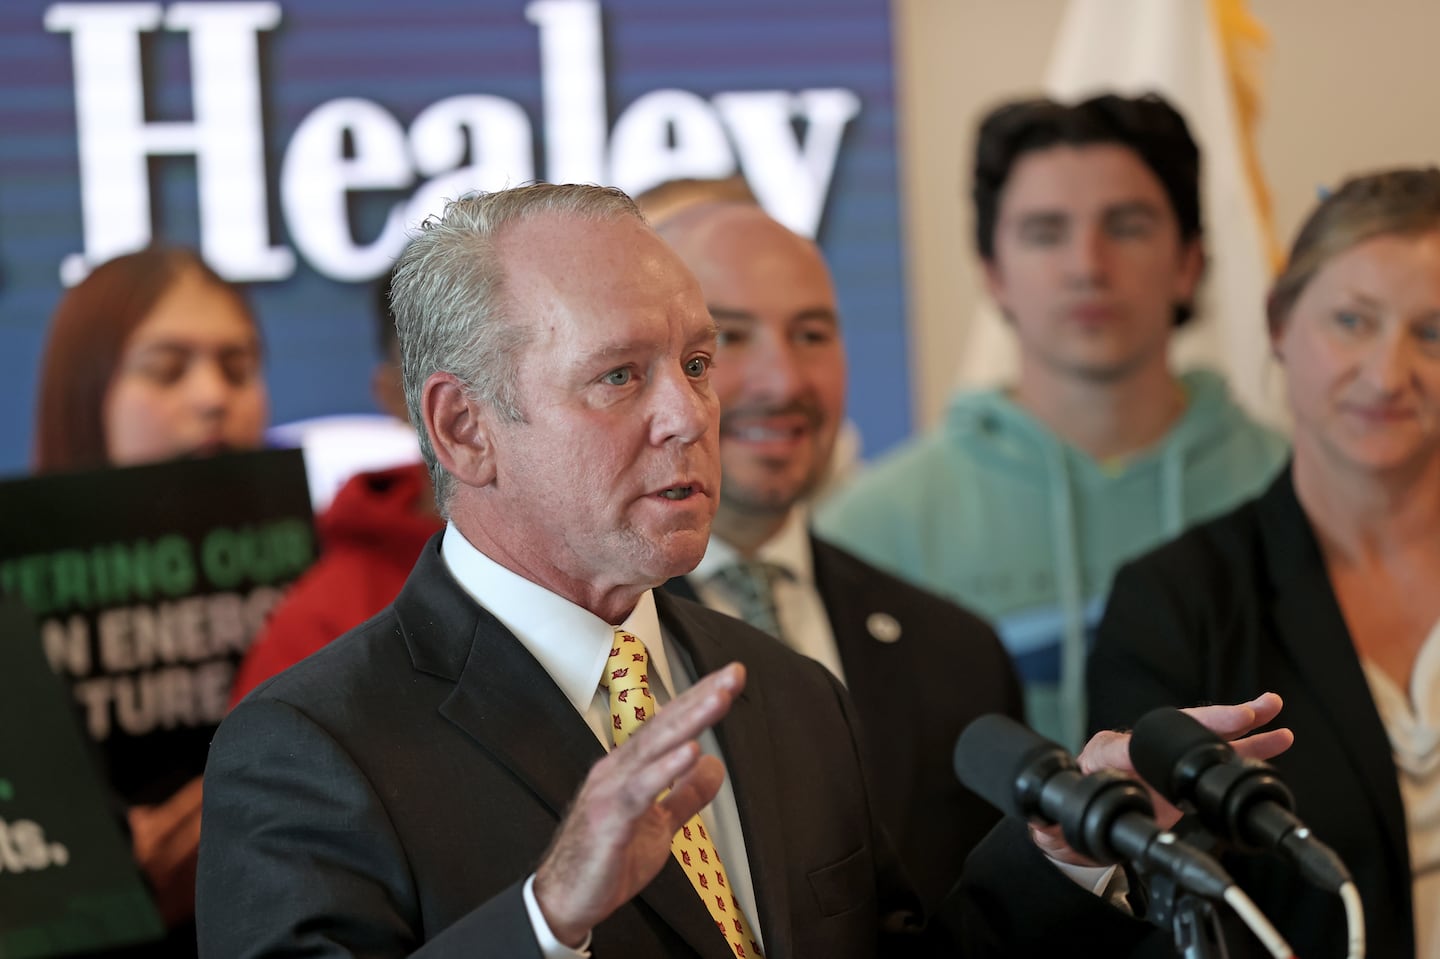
left=440, top=523, right=674, bottom=714
left=693, top=505, right=814, bottom=585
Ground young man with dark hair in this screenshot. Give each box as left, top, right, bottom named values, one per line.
left=818, top=93, right=1287, bottom=748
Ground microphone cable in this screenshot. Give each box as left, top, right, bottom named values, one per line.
left=1222, top=884, right=1294, bottom=959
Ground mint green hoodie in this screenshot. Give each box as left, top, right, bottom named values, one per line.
left=814, top=369, right=1287, bottom=750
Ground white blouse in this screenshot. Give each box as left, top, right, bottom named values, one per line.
left=1360, top=616, right=1440, bottom=958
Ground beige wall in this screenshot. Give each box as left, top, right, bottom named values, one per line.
left=894, top=0, right=1440, bottom=431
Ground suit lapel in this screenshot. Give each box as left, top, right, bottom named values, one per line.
left=1259, top=473, right=1412, bottom=874
left=672, top=544, right=915, bottom=812
left=438, top=613, right=603, bottom=817
left=395, top=540, right=604, bottom=817
left=660, top=592, right=796, bottom=959
left=395, top=545, right=737, bottom=957
left=809, top=539, right=916, bottom=818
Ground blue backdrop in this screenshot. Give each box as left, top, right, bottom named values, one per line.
left=0, top=0, right=910, bottom=477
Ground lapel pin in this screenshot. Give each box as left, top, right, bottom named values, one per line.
left=866, top=612, right=901, bottom=644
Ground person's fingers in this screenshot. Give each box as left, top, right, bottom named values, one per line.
left=135, top=779, right=204, bottom=852
left=605, top=667, right=743, bottom=817
left=570, top=663, right=744, bottom=831
left=654, top=754, right=725, bottom=828
left=127, top=782, right=204, bottom=926
left=1028, top=822, right=1094, bottom=867
left=1076, top=730, right=1135, bottom=776
left=169, top=776, right=205, bottom=808
left=1072, top=695, right=1293, bottom=845
left=606, top=741, right=708, bottom=824
left=1243, top=692, right=1284, bottom=729
left=1229, top=727, right=1295, bottom=762
left=615, top=663, right=745, bottom=769
left=167, top=787, right=205, bottom=837
left=532, top=663, right=746, bottom=944
left=1182, top=692, right=1285, bottom=740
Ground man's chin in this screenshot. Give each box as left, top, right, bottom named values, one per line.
left=717, top=479, right=812, bottom=519
left=647, top=528, right=712, bottom=579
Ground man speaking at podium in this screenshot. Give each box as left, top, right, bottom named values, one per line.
left=196, top=183, right=1281, bottom=958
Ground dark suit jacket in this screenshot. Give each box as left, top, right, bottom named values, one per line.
left=1089, top=467, right=1414, bottom=959
left=198, top=535, right=1146, bottom=958
left=664, top=535, right=1024, bottom=910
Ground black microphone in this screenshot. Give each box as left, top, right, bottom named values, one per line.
left=1130, top=707, right=1351, bottom=892
left=954, top=714, right=1233, bottom=900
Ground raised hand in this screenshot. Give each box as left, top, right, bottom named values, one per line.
left=533, top=662, right=745, bottom=947
left=1033, top=693, right=1293, bottom=864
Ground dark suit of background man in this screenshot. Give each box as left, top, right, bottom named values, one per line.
left=653, top=200, right=1024, bottom=910
left=196, top=184, right=1157, bottom=958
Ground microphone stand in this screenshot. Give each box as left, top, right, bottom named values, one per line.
left=1140, top=819, right=1233, bottom=959
left=1144, top=868, right=1231, bottom=959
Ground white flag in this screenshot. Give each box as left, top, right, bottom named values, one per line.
left=956, top=0, right=1288, bottom=429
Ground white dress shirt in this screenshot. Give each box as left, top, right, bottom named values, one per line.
left=440, top=523, right=764, bottom=958
left=1360, top=615, right=1440, bottom=959
left=692, top=505, right=847, bottom=684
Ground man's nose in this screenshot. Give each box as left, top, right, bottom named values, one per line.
left=746, top=338, right=805, bottom=402
left=651, top=365, right=715, bottom=445
left=1064, top=227, right=1107, bottom=285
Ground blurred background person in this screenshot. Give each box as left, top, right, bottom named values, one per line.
left=817, top=93, right=1287, bottom=749
left=35, top=246, right=267, bottom=473
left=1089, top=167, right=1440, bottom=959
left=634, top=174, right=758, bottom=226
left=31, top=244, right=269, bottom=955
left=654, top=198, right=1023, bottom=911
left=230, top=264, right=441, bottom=705
left=634, top=176, right=863, bottom=503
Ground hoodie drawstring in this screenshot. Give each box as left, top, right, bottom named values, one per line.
left=1043, top=441, right=1088, bottom=753
left=1160, top=438, right=1186, bottom=539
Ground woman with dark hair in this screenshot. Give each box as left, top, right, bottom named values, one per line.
left=32, top=246, right=269, bottom=955
left=35, top=245, right=267, bottom=472
left=1090, top=168, right=1440, bottom=958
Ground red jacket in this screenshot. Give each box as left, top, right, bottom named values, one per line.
left=230, top=463, right=442, bottom=706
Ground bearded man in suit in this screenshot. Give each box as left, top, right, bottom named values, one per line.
left=654, top=201, right=1023, bottom=910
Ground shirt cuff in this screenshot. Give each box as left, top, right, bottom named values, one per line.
left=1050, top=860, right=1133, bottom=915
left=522, top=874, right=593, bottom=958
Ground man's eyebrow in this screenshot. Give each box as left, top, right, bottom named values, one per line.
left=572, top=323, right=719, bottom=364
left=688, top=321, right=720, bottom=352
left=792, top=307, right=839, bottom=326
left=1016, top=211, right=1068, bottom=230
left=574, top=340, right=651, bottom=363
left=709, top=306, right=838, bottom=326
left=707, top=306, right=756, bottom=322
left=1103, top=200, right=1163, bottom=220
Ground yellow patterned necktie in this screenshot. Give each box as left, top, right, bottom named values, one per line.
left=600, top=628, right=764, bottom=959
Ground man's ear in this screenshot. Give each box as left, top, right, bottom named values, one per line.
left=1175, top=239, right=1206, bottom=304
left=421, top=371, right=497, bottom=488
left=980, top=257, right=1013, bottom=321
